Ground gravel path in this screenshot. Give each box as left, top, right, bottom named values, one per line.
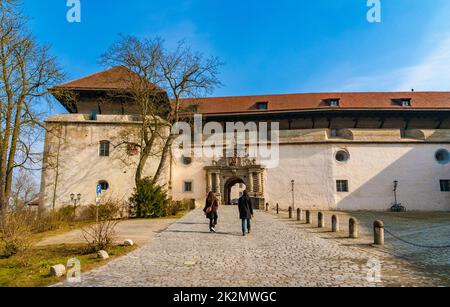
left=57, top=207, right=441, bottom=287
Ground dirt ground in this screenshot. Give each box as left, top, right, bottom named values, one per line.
left=36, top=218, right=178, bottom=247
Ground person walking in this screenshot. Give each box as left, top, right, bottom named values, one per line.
left=238, top=190, right=254, bottom=236
left=203, top=191, right=219, bottom=233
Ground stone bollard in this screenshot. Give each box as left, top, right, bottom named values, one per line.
left=374, top=220, right=385, bottom=246
left=50, top=264, right=66, bottom=278
left=306, top=210, right=311, bottom=224
left=288, top=207, right=293, bottom=219
left=349, top=218, right=359, bottom=239
left=331, top=215, right=339, bottom=232
left=318, top=212, right=325, bottom=228
left=266, top=203, right=269, bottom=212
left=124, top=239, right=134, bottom=247
left=276, top=203, right=279, bottom=215
left=297, top=208, right=302, bottom=221
left=97, top=250, right=110, bottom=260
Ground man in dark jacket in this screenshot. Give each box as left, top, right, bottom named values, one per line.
left=238, top=190, right=254, bottom=236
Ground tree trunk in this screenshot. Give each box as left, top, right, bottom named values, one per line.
left=153, top=135, right=174, bottom=184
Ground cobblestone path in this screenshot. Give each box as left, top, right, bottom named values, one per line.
left=58, top=207, right=441, bottom=287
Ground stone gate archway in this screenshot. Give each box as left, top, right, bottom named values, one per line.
left=224, top=177, right=246, bottom=205
left=205, top=156, right=265, bottom=208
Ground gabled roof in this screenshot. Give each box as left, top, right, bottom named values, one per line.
left=54, top=66, right=148, bottom=91
left=180, top=92, right=450, bottom=116
left=51, top=66, right=168, bottom=113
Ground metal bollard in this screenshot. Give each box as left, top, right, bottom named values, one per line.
left=349, top=218, right=358, bottom=239
left=374, top=220, right=385, bottom=245
left=276, top=203, right=279, bottom=215
left=288, top=207, right=293, bottom=219
left=318, top=212, right=325, bottom=228
left=332, top=215, right=339, bottom=232
left=266, top=203, right=269, bottom=212
left=306, top=210, right=311, bottom=224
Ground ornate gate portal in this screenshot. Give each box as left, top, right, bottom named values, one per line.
left=205, top=156, right=265, bottom=208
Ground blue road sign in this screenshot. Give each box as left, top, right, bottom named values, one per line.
left=96, top=184, right=102, bottom=195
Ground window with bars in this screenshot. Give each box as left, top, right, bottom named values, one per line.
left=336, top=180, right=349, bottom=193
left=99, top=141, right=110, bottom=157
left=440, top=180, right=450, bottom=192
left=184, top=181, right=193, bottom=193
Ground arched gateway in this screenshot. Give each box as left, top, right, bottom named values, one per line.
left=205, top=156, right=265, bottom=208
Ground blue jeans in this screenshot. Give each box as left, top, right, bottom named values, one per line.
left=241, top=219, right=251, bottom=233
left=209, top=212, right=218, bottom=229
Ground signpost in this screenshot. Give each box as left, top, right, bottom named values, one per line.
left=96, top=184, right=102, bottom=223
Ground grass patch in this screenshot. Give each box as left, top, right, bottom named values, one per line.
left=0, top=243, right=137, bottom=287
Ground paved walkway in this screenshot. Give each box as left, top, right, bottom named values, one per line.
left=58, top=207, right=442, bottom=287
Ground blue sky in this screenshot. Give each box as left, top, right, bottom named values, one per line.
left=24, top=0, right=450, bottom=114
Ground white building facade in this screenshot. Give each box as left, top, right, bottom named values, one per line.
left=39, top=67, right=450, bottom=212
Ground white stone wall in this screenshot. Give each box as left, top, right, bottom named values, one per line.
left=333, top=144, right=450, bottom=211
left=171, top=155, right=211, bottom=207
left=40, top=119, right=450, bottom=212
left=264, top=144, right=335, bottom=210
left=40, top=117, right=168, bottom=211
left=264, top=143, right=450, bottom=211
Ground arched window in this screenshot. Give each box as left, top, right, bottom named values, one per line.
left=98, top=180, right=109, bottom=191
left=99, top=141, right=110, bottom=157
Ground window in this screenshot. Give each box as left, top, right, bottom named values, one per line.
left=392, top=98, right=412, bottom=107
left=256, top=102, right=268, bottom=110
left=336, top=180, right=349, bottom=193
left=182, top=155, right=193, bottom=165
left=324, top=98, right=340, bottom=107
left=99, top=141, right=110, bottom=157
left=188, top=105, right=199, bottom=113
left=329, top=99, right=340, bottom=107
left=335, top=150, right=350, bottom=163
left=89, top=111, right=97, bottom=120
left=401, top=99, right=412, bottom=107
left=440, top=180, right=450, bottom=192
left=435, top=149, right=450, bottom=165
left=184, top=181, right=193, bottom=193
left=98, top=180, right=109, bottom=191
left=330, top=129, right=338, bottom=138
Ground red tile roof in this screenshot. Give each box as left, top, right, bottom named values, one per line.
left=180, top=92, right=450, bottom=115
left=52, top=67, right=450, bottom=115
left=54, top=66, right=150, bottom=91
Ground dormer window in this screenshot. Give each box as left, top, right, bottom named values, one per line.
left=325, top=99, right=340, bottom=107
left=393, top=98, right=412, bottom=107
left=188, top=105, right=199, bottom=113
left=401, top=99, right=412, bottom=107
left=256, top=102, right=269, bottom=110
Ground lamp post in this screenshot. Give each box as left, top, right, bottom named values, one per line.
left=70, top=193, right=81, bottom=217
left=393, top=181, right=398, bottom=205
left=291, top=180, right=295, bottom=211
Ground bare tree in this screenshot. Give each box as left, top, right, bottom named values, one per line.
left=0, top=1, right=64, bottom=210
left=10, top=168, right=37, bottom=207
left=100, top=35, right=222, bottom=185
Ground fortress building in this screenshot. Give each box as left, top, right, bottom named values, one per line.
left=40, top=67, right=450, bottom=212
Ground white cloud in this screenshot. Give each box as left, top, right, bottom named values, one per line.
left=394, top=36, right=450, bottom=91
left=333, top=34, right=450, bottom=93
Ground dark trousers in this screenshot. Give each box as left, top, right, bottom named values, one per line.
left=209, top=212, right=218, bottom=229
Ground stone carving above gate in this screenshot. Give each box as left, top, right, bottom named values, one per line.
left=211, top=155, right=258, bottom=169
